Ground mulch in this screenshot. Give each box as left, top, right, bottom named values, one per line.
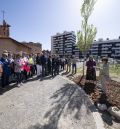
left=71, top=75, right=120, bottom=109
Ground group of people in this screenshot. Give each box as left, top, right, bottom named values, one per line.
left=86, top=56, right=110, bottom=94
left=0, top=49, right=110, bottom=94
left=0, top=50, right=77, bottom=88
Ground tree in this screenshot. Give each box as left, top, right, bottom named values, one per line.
left=77, top=0, right=97, bottom=82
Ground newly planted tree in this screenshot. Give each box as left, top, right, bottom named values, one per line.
left=77, top=0, right=97, bottom=82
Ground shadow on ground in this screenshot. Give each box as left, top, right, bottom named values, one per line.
left=28, top=83, right=97, bottom=129
left=101, top=111, right=120, bottom=126
left=0, top=83, right=17, bottom=95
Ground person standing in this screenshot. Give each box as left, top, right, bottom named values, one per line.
left=54, top=56, right=60, bottom=75
left=41, top=53, right=46, bottom=77
left=0, top=51, right=11, bottom=88
left=51, top=55, right=56, bottom=77
left=0, top=61, right=3, bottom=87
left=36, top=53, right=42, bottom=77
left=14, top=53, right=23, bottom=87
left=28, top=54, right=34, bottom=77
left=67, top=56, right=71, bottom=73
left=8, top=53, right=15, bottom=82
left=71, top=55, right=77, bottom=74
left=86, top=56, right=96, bottom=83
left=47, top=56, right=52, bottom=75
left=61, top=57, right=65, bottom=70
left=99, top=57, right=110, bottom=94
left=23, top=54, right=30, bottom=80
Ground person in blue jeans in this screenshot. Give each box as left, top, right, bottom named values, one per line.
left=71, top=55, right=77, bottom=74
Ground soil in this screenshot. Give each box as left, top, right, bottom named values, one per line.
left=67, top=74, right=120, bottom=129
left=71, top=75, right=120, bottom=109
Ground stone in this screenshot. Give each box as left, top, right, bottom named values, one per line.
left=108, top=106, right=120, bottom=120
left=97, top=103, right=107, bottom=111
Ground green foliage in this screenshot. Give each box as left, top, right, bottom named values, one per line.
left=77, top=24, right=97, bottom=52
left=77, top=0, right=97, bottom=53
left=81, top=0, right=97, bottom=21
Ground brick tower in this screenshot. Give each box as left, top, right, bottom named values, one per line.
left=0, top=20, right=10, bottom=37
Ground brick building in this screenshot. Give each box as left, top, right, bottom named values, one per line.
left=0, top=19, right=42, bottom=56
left=22, top=42, right=42, bottom=54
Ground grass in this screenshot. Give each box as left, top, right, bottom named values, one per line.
left=109, top=64, right=120, bottom=76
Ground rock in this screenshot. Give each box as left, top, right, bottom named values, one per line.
left=97, top=103, right=107, bottom=111
left=108, top=106, right=120, bottom=120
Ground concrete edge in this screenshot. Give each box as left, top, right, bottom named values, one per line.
left=59, top=75, right=105, bottom=129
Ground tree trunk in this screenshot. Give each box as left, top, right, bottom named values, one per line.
left=78, top=54, right=86, bottom=84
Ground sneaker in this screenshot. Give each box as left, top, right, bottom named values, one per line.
left=17, top=84, right=21, bottom=87
left=20, top=83, right=23, bottom=86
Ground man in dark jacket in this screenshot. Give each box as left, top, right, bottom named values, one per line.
left=47, top=56, right=52, bottom=75
left=51, top=55, right=56, bottom=77
left=41, top=53, right=46, bottom=77
left=54, top=56, right=60, bottom=75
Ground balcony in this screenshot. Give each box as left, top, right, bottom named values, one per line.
left=101, top=47, right=108, bottom=50
left=112, top=47, right=120, bottom=50
left=115, top=43, right=120, bottom=46
left=91, top=51, right=98, bottom=54
left=115, top=50, right=120, bottom=53
left=101, top=51, right=111, bottom=53
left=102, top=44, right=112, bottom=47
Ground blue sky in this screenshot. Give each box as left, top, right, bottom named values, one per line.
left=0, top=0, right=120, bottom=50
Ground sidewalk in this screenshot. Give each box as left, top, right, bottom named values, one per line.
left=0, top=75, right=104, bottom=129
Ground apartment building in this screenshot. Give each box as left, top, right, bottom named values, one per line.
left=90, top=38, right=120, bottom=59
left=51, top=31, right=81, bottom=58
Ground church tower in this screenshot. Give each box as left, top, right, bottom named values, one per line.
left=0, top=11, right=10, bottom=37
left=0, top=20, right=10, bottom=37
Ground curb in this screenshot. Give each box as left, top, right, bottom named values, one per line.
left=59, top=75, right=105, bottom=129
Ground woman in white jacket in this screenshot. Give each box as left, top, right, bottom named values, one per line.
left=99, top=57, right=110, bottom=94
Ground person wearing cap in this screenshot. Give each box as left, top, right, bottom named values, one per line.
left=99, top=57, right=110, bottom=94
left=0, top=51, right=11, bottom=88
left=86, top=56, right=96, bottom=83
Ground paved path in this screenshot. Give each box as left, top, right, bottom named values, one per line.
left=0, top=75, right=101, bottom=129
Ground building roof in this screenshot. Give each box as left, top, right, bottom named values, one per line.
left=0, top=37, right=31, bottom=49
left=94, top=39, right=120, bottom=44
left=52, top=31, right=76, bottom=37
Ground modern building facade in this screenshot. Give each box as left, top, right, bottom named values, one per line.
left=90, top=38, right=120, bottom=59
left=51, top=31, right=81, bottom=58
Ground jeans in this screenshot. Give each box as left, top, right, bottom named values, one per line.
left=36, top=65, right=42, bottom=77
left=1, top=73, right=9, bottom=87
left=72, top=64, right=76, bottom=74
left=16, top=72, right=22, bottom=84
left=42, top=65, right=45, bottom=77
